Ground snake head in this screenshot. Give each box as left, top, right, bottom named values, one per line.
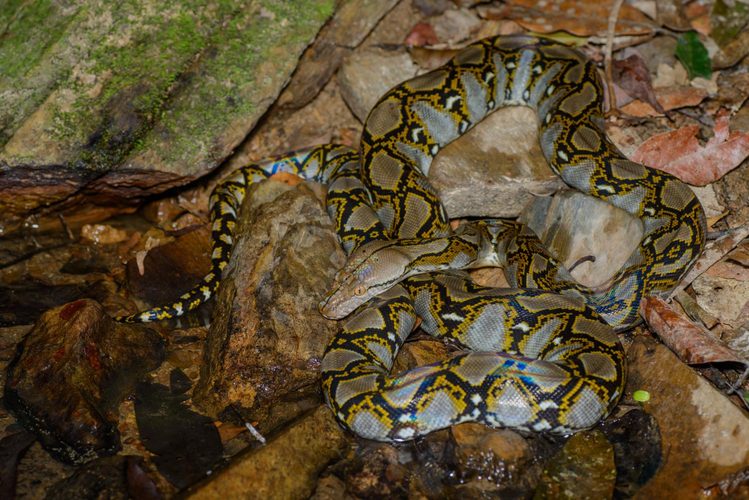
left=319, top=240, right=412, bottom=320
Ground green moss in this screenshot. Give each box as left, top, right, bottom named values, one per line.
left=0, top=0, right=74, bottom=82
left=2, top=0, right=334, bottom=172
left=0, top=0, right=82, bottom=147
left=137, top=0, right=336, bottom=165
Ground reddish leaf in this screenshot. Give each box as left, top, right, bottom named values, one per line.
left=630, top=110, right=749, bottom=186
left=620, top=86, right=708, bottom=117
left=405, top=22, right=439, bottom=47
left=640, top=296, right=747, bottom=366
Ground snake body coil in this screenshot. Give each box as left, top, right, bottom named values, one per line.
left=119, top=36, right=705, bottom=441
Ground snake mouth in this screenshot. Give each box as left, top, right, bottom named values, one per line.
left=318, top=299, right=352, bottom=320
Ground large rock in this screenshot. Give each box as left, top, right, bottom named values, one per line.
left=627, top=336, right=749, bottom=498
left=519, top=189, right=644, bottom=287
left=0, top=0, right=335, bottom=235
left=193, top=180, right=346, bottom=429
left=337, top=46, right=419, bottom=122
left=431, top=106, right=565, bottom=219
left=4, top=299, right=165, bottom=464
left=337, top=48, right=564, bottom=219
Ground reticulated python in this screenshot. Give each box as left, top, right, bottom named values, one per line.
left=119, top=35, right=706, bottom=441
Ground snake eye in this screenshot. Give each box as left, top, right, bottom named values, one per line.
left=354, top=285, right=366, bottom=296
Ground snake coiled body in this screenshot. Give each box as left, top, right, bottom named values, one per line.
left=119, top=36, right=705, bottom=441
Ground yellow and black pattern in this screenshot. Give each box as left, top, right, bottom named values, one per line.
left=119, top=35, right=705, bottom=442
left=318, top=35, right=704, bottom=440
left=117, top=144, right=360, bottom=323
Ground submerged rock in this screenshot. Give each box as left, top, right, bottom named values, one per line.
left=448, top=424, right=536, bottom=496
left=535, top=430, right=617, bottom=500
left=4, top=299, right=164, bottom=464
left=44, top=455, right=159, bottom=500
left=181, top=405, right=350, bottom=499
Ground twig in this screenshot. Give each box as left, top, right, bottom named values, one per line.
left=0, top=241, right=76, bottom=270
left=604, top=0, right=626, bottom=115
left=59, top=214, right=75, bottom=241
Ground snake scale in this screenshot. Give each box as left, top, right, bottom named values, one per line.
left=119, top=36, right=706, bottom=441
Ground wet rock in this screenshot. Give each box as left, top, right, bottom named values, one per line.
left=599, top=409, right=662, bottom=498
left=519, top=189, right=644, bottom=287
left=344, top=443, right=408, bottom=500
left=44, top=455, right=159, bottom=500
left=0, top=0, right=335, bottom=235
left=447, top=424, right=547, bottom=498
left=181, top=405, right=350, bottom=499
left=193, top=181, right=346, bottom=430
left=4, top=299, right=165, bottom=464
left=627, top=336, right=749, bottom=498
left=0, top=280, right=110, bottom=327
left=431, top=106, right=565, bottom=219
left=310, top=474, right=348, bottom=500
left=413, top=429, right=454, bottom=498
left=535, top=430, right=617, bottom=500
left=80, top=224, right=129, bottom=245
left=337, top=46, right=419, bottom=123
left=134, top=381, right=222, bottom=490
left=125, top=225, right=211, bottom=310
left=0, top=430, right=36, bottom=500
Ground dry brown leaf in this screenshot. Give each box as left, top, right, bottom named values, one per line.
left=669, top=225, right=749, bottom=300
left=613, top=51, right=666, bottom=115
left=656, top=0, right=692, bottom=31
left=684, top=0, right=710, bottom=36
left=270, top=171, right=305, bottom=187
left=216, top=421, right=248, bottom=443
left=707, top=241, right=749, bottom=282
left=630, top=110, right=749, bottom=186
left=479, top=0, right=657, bottom=37
left=640, top=296, right=747, bottom=367
left=620, top=86, right=708, bottom=117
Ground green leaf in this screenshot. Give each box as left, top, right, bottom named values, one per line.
left=675, top=32, right=712, bottom=80
left=633, top=390, right=651, bottom=402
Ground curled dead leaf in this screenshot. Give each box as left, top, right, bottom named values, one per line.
left=640, top=296, right=747, bottom=367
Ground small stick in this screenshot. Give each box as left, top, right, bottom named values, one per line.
left=604, top=0, right=626, bottom=115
